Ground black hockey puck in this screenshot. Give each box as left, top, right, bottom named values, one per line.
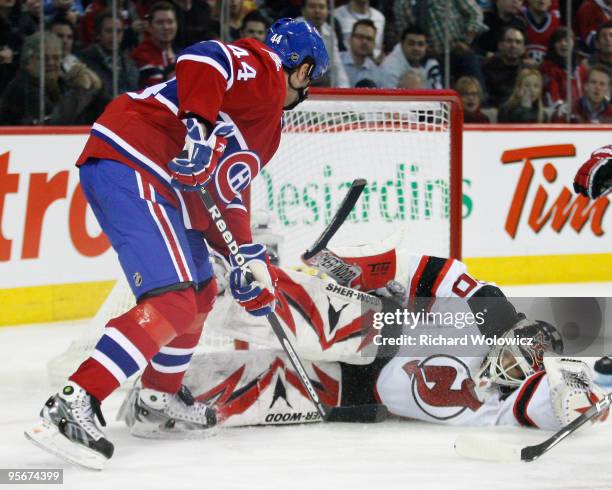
left=594, top=356, right=612, bottom=375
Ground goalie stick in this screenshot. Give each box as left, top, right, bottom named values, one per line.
left=454, top=391, right=612, bottom=462
left=302, top=178, right=367, bottom=286
left=302, top=178, right=366, bottom=261
left=198, top=186, right=387, bottom=424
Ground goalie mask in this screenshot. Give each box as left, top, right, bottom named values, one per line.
left=477, top=316, right=564, bottom=389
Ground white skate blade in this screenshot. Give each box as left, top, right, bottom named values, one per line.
left=454, top=434, right=521, bottom=462
left=130, top=420, right=219, bottom=440
left=25, top=419, right=108, bottom=471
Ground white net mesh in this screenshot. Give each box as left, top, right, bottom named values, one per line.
left=252, top=96, right=456, bottom=266
left=47, top=93, right=460, bottom=387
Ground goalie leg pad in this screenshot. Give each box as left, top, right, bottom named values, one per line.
left=204, top=268, right=377, bottom=365
left=185, top=350, right=341, bottom=427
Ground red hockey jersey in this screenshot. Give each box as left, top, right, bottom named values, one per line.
left=520, top=7, right=561, bottom=64
left=130, top=38, right=176, bottom=88
left=575, top=0, right=612, bottom=50
left=76, top=38, right=287, bottom=251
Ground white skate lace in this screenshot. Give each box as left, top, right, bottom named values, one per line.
left=70, top=390, right=106, bottom=439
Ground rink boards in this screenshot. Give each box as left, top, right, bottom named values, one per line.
left=0, top=125, right=611, bottom=324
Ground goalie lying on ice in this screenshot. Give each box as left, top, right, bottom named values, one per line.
left=119, top=232, right=609, bottom=434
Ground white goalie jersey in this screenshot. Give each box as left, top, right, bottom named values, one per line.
left=181, top=233, right=607, bottom=431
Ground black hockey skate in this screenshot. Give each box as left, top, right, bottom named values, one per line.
left=594, top=356, right=612, bottom=387
left=117, top=381, right=217, bottom=439
left=25, top=381, right=114, bottom=470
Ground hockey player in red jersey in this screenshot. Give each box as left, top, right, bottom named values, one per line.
left=25, top=19, right=329, bottom=470
left=118, top=231, right=609, bottom=433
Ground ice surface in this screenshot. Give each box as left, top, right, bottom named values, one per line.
left=1, top=283, right=611, bottom=490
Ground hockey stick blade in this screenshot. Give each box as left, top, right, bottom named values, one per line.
left=324, top=403, right=388, bottom=423
left=302, top=178, right=366, bottom=262
left=453, top=434, right=521, bottom=462
left=454, top=392, right=612, bottom=462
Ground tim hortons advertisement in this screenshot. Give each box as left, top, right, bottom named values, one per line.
left=462, top=129, right=611, bottom=257
left=0, top=127, right=610, bottom=292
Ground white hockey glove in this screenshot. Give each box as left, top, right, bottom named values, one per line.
left=169, top=118, right=234, bottom=191
left=544, top=357, right=609, bottom=427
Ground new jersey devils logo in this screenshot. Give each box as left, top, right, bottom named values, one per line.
left=403, top=355, right=483, bottom=420
left=214, top=150, right=261, bottom=204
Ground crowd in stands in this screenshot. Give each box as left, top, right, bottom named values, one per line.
left=0, top=0, right=610, bottom=125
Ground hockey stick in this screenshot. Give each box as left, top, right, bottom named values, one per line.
left=198, top=186, right=387, bottom=423
left=302, top=179, right=367, bottom=285
left=302, top=178, right=366, bottom=261
left=454, top=392, right=612, bottom=462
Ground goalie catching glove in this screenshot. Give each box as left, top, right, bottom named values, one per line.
left=169, top=119, right=234, bottom=191
left=544, top=357, right=609, bottom=427
left=229, top=243, right=278, bottom=316
left=573, top=144, right=612, bottom=199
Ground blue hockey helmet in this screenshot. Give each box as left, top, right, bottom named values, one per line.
left=264, top=18, right=329, bottom=81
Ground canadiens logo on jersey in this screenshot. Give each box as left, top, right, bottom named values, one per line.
left=214, top=150, right=261, bottom=204
left=403, top=355, right=483, bottom=420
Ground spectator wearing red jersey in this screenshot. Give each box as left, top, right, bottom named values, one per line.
left=131, top=0, right=177, bottom=88
left=520, top=0, right=561, bottom=65
left=553, top=65, right=612, bottom=123
left=540, top=27, right=588, bottom=108
left=575, top=0, right=611, bottom=55
left=456, top=75, right=491, bottom=123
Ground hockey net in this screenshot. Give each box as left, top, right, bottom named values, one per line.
left=47, top=89, right=463, bottom=387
